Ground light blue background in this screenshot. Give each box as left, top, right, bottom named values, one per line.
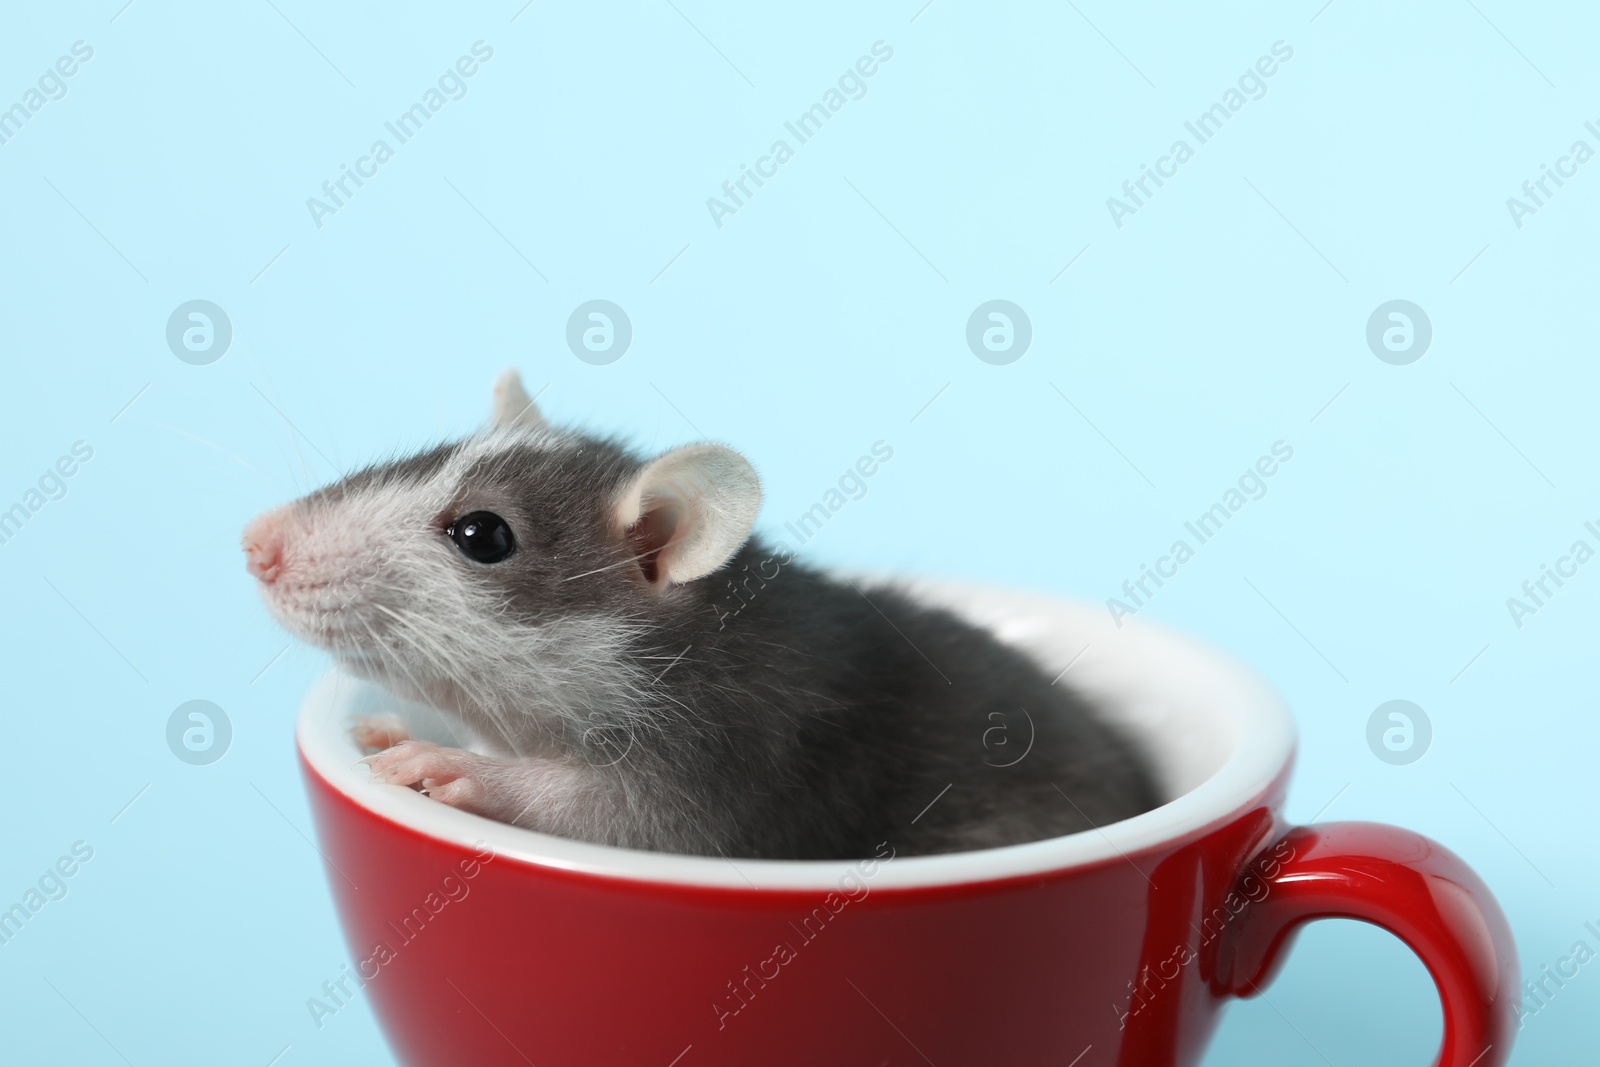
left=0, top=1, right=1592, bottom=1064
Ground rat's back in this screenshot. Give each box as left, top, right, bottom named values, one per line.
left=646, top=546, right=1161, bottom=859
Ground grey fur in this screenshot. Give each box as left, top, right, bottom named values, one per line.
left=256, top=430, right=1159, bottom=859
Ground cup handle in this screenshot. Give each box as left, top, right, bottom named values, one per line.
left=1218, top=821, right=1519, bottom=1067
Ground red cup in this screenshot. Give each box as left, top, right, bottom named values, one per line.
left=298, top=582, right=1518, bottom=1067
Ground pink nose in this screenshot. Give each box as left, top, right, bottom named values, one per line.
left=243, top=513, right=285, bottom=583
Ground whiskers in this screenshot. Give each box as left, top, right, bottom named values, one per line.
left=561, top=550, right=655, bottom=583
left=368, top=602, right=520, bottom=747
left=343, top=579, right=664, bottom=764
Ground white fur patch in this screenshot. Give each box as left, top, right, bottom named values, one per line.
left=259, top=429, right=655, bottom=762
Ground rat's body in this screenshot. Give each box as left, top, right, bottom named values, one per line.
left=245, top=372, right=1157, bottom=859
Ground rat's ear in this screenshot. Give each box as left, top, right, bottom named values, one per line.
left=615, top=445, right=761, bottom=587
left=490, top=369, right=545, bottom=431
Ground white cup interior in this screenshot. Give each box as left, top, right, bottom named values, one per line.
left=296, top=577, right=1295, bottom=890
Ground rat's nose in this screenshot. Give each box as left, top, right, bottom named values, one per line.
left=243, top=513, right=285, bottom=583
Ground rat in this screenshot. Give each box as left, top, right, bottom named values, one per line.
left=243, top=370, right=1158, bottom=860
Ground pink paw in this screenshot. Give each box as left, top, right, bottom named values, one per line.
left=361, top=741, right=491, bottom=812
left=350, top=714, right=412, bottom=752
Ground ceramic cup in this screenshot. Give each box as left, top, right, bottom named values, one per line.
left=297, top=580, right=1517, bottom=1066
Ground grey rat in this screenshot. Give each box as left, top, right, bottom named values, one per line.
left=243, top=371, right=1158, bottom=859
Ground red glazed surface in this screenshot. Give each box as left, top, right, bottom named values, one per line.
left=296, top=586, right=1518, bottom=1067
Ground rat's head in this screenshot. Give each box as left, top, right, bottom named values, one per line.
left=242, top=370, right=761, bottom=739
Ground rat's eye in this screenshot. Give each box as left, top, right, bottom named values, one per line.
left=445, top=511, right=516, bottom=564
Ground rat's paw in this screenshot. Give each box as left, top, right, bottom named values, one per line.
left=363, top=740, right=470, bottom=787
left=350, top=714, right=412, bottom=753
left=362, top=741, right=493, bottom=813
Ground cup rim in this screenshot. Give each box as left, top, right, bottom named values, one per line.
left=296, top=578, right=1295, bottom=892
